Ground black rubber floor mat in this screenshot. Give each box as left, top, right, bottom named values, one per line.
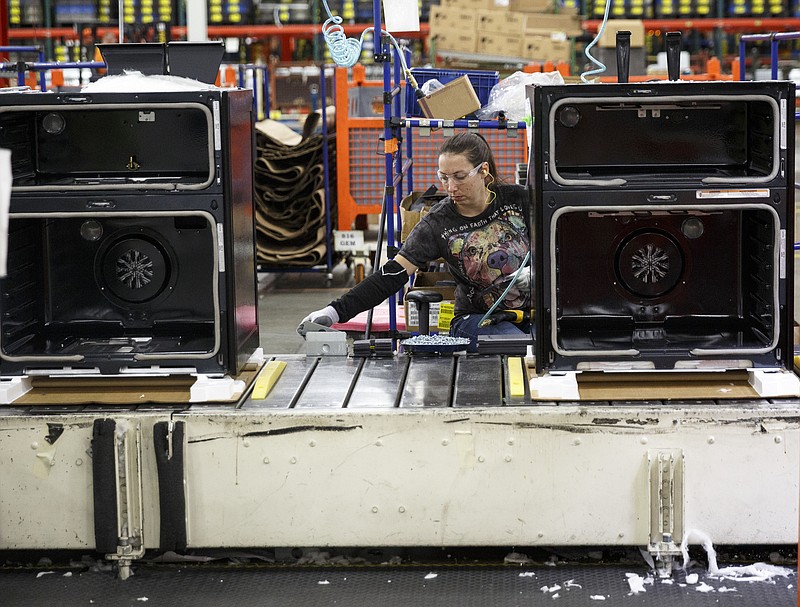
left=1, top=562, right=794, bottom=607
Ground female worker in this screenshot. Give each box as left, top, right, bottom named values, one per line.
left=298, top=131, right=531, bottom=351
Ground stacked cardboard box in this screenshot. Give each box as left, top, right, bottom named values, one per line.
left=428, top=0, right=582, bottom=62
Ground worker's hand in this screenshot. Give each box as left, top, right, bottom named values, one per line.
left=297, top=305, right=340, bottom=335
left=506, top=266, right=531, bottom=292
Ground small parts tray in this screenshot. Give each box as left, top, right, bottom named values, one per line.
left=400, top=335, right=470, bottom=355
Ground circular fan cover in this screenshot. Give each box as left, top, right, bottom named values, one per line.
left=100, top=236, right=170, bottom=303
left=616, top=231, right=683, bottom=299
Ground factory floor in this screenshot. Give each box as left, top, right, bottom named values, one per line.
left=1, top=265, right=797, bottom=606
left=1, top=546, right=795, bottom=606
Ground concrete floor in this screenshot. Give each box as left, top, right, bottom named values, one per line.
left=258, top=266, right=353, bottom=354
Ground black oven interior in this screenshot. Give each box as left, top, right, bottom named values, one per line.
left=0, top=105, right=213, bottom=188
left=551, top=97, right=777, bottom=182
left=0, top=213, right=218, bottom=364
left=552, top=207, right=778, bottom=356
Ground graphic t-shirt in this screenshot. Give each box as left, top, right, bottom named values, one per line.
left=399, top=184, right=531, bottom=318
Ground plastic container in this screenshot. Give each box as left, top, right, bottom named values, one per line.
left=405, top=68, right=499, bottom=118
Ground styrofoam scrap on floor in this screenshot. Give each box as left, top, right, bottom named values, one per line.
left=660, top=578, right=674, bottom=584
left=713, top=563, right=794, bottom=582
left=564, top=579, right=582, bottom=589
left=695, top=582, right=715, bottom=593
left=541, top=584, right=561, bottom=593
left=35, top=571, right=54, bottom=578
left=718, top=586, right=738, bottom=593
left=518, top=572, right=536, bottom=577
left=551, top=593, right=560, bottom=599
left=589, top=596, right=607, bottom=601
left=317, top=580, right=330, bottom=585
left=626, top=573, right=647, bottom=594
left=682, top=528, right=795, bottom=583
left=423, top=572, right=438, bottom=580
left=685, top=573, right=699, bottom=584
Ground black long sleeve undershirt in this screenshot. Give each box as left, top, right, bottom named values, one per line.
left=329, top=259, right=410, bottom=323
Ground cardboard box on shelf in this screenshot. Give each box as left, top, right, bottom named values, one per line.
left=441, top=0, right=498, bottom=9
left=476, top=8, right=528, bottom=33
left=417, top=75, right=481, bottom=120
left=429, top=29, right=478, bottom=53
left=404, top=271, right=457, bottom=333
left=429, top=6, right=479, bottom=33
left=508, top=0, right=555, bottom=11
left=523, top=14, right=583, bottom=36
left=597, top=19, right=645, bottom=47
left=477, top=32, right=525, bottom=58
left=521, top=30, right=571, bottom=61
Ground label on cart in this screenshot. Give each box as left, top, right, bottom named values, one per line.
left=695, top=189, right=770, bottom=199
left=334, top=230, right=365, bottom=251
left=437, top=303, right=455, bottom=331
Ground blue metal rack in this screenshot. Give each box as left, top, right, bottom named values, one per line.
left=365, top=4, right=529, bottom=339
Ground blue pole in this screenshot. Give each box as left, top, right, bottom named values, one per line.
left=37, top=48, right=46, bottom=91
left=393, top=45, right=403, bottom=249
left=320, top=64, right=334, bottom=276
left=770, top=35, right=779, bottom=80
left=376, top=0, right=397, bottom=336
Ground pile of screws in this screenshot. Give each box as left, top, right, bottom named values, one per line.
left=402, top=335, right=470, bottom=346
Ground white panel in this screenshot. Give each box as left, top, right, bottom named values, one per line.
left=1, top=405, right=797, bottom=549
left=180, top=406, right=800, bottom=547
left=0, top=414, right=166, bottom=549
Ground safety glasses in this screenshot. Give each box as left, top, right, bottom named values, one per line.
left=436, top=163, right=483, bottom=185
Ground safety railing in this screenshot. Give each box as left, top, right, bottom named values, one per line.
left=738, top=31, right=800, bottom=117
left=216, top=63, right=271, bottom=122
left=333, top=66, right=529, bottom=233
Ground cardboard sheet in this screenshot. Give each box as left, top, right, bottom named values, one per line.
left=531, top=370, right=763, bottom=402
left=13, top=365, right=261, bottom=406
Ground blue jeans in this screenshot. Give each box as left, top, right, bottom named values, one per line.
left=449, top=314, right=530, bottom=353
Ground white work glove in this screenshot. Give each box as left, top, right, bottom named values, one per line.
left=297, top=305, right=340, bottom=335
left=507, top=266, right=531, bottom=292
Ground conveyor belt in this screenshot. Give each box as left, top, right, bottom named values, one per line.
left=293, top=357, right=362, bottom=409
left=453, top=355, right=503, bottom=407
left=399, top=356, right=456, bottom=407
left=348, top=357, right=409, bottom=408
left=234, top=355, right=800, bottom=410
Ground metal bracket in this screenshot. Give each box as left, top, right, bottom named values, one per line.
left=297, top=320, right=339, bottom=337
left=442, top=120, right=455, bottom=138
left=648, top=449, right=685, bottom=578
left=105, top=422, right=146, bottom=580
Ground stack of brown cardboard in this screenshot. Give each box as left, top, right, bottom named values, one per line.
left=428, top=0, right=583, bottom=62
